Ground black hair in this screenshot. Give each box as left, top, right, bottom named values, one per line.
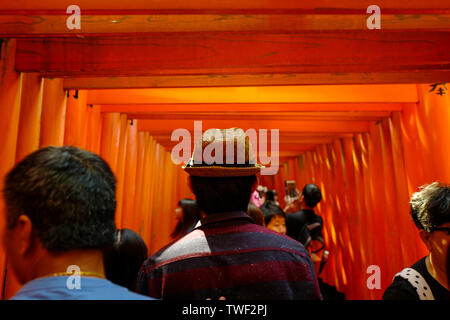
left=247, top=202, right=265, bottom=226
left=189, top=175, right=257, bottom=215
left=410, top=182, right=450, bottom=232
left=104, top=228, right=148, bottom=292
left=302, top=184, right=322, bottom=208
left=265, top=190, right=277, bottom=201
left=3, top=146, right=116, bottom=251
left=170, top=198, right=202, bottom=239
left=260, top=201, right=285, bottom=226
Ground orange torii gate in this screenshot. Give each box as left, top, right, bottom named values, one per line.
left=0, top=1, right=450, bottom=300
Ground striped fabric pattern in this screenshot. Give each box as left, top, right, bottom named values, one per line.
left=137, top=211, right=322, bottom=300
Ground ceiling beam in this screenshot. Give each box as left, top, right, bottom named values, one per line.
left=16, top=32, right=450, bottom=78
left=124, top=111, right=390, bottom=121
left=2, top=13, right=449, bottom=37
left=86, top=86, right=417, bottom=104
left=2, top=0, right=449, bottom=10
left=100, top=103, right=405, bottom=112
left=137, top=119, right=370, bottom=133
left=62, top=70, right=450, bottom=88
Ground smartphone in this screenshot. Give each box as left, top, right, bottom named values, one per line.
left=285, top=180, right=298, bottom=198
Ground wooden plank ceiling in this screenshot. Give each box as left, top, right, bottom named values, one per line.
left=1, top=1, right=449, bottom=161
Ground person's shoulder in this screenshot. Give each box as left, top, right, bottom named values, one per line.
left=251, top=225, right=309, bottom=254
left=383, top=276, right=419, bottom=300
left=142, top=229, right=206, bottom=269
left=410, top=256, right=427, bottom=272
left=11, top=277, right=155, bottom=300
left=285, top=210, right=304, bottom=222
left=96, top=281, right=155, bottom=300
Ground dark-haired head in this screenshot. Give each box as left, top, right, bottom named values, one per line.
left=3, top=146, right=116, bottom=250
left=247, top=202, right=265, bottom=226
left=2, top=146, right=117, bottom=283
left=410, top=182, right=450, bottom=232
left=302, top=184, right=322, bottom=209
left=265, top=190, right=277, bottom=202
left=104, top=229, right=148, bottom=292
left=170, top=199, right=202, bottom=239
left=260, top=201, right=286, bottom=234
left=410, top=182, right=450, bottom=278
left=189, top=175, right=257, bottom=215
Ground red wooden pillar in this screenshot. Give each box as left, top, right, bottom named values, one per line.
left=133, top=131, right=147, bottom=234
left=342, top=137, right=364, bottom=299
left=4, top=73, right=44, bottom=299
left=379, top=119, right=403, bottom=287
left=100, top=113, right=121, bottom=173
left=15, top=73, right=43, bottom=162
left=85, top=104, right=103, bottom=154
left=40, top=78, right=67, bottom=147
left=122, top=119, right=138, bottom=230
left=115, top=114, right=129, bottom=229
left=64, top=90, right=88, bottom=148
left=389, top=112, right=422, bottom=264
left=0, top=39, right=23, bottom=299
left=416, top=84, right=450, bottom=182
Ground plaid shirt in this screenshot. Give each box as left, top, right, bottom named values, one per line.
left=137, top=211, right=321, bottom=300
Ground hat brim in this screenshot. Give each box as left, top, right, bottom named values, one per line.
left=183, top=164, right=264, bottom=177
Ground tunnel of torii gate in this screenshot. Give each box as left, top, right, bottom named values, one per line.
left=0, top=0, right=450, bottom=300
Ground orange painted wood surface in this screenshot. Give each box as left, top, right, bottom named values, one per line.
left=1, top=2, right=449, bottom=301
left=64, top=90, right=88, bottom=148
left=88, top=86, right=418, bottom=104
left=40, top=78, right=67, bottom=147
left=63, top=71, right=450, bottom=88
left=15, top=32, right=450, bottom=77
left=137, top=119, right=370, bottom=133
left=1, top=14, right=449, bottom=37
left=15, top=73, right=43, bottom=162
left=1, top=0, right=449, bottom=11
left=0, top=39, right=22, bottom=300
left=100, top=103, right=404, bottom=113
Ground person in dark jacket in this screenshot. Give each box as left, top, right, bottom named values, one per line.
left=285, top=184, right=324, bottom=252
left=137, top=128, right=321, bottom=300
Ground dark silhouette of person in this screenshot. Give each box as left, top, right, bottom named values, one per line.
left=104, top=228, right=148, bottom=292
left=170, top=199, right=202, bottom=240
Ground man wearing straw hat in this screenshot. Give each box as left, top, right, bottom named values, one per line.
left=137, top=128, right=321, bottom=300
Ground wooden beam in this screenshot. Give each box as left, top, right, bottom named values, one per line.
left=137, top=119, right=370, bottom=133
left=2, top=14, right=449, bottom=37
left=16, top=32, right=450, bottom=77
left=150, top=135, right=342, bottom=145
left=124, top=111, right=391, bottom=121
left=2, top=0, right=449, bottom=10
left=86, top=86, right=417, bottom=104
left=101, top=103, right=404, bottom=112
left=63, top=70, right=450, bottom=88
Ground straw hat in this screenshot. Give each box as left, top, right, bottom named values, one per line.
left=183, top=128, right=263, bottom=177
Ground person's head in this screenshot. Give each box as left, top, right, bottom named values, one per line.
left=171, top=198, right=202, bottom=238
left=189, top=176, right=257, bottom=215
left=2, top=146, right=116, bottom=284
left=410, top=182, right=450, bottom=273
left=260, top=201, right=286, bottom=234
left=184, top=127, right=262, bottom=215
left=265, top=190, right=276, bottom=202
left=301, top=184, right=322, bottom=209
left=247, top=202, right=265, bottom=226
left=256, top=185, right=265, bottom=196
left=103, top=229, right=148, bottom=292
